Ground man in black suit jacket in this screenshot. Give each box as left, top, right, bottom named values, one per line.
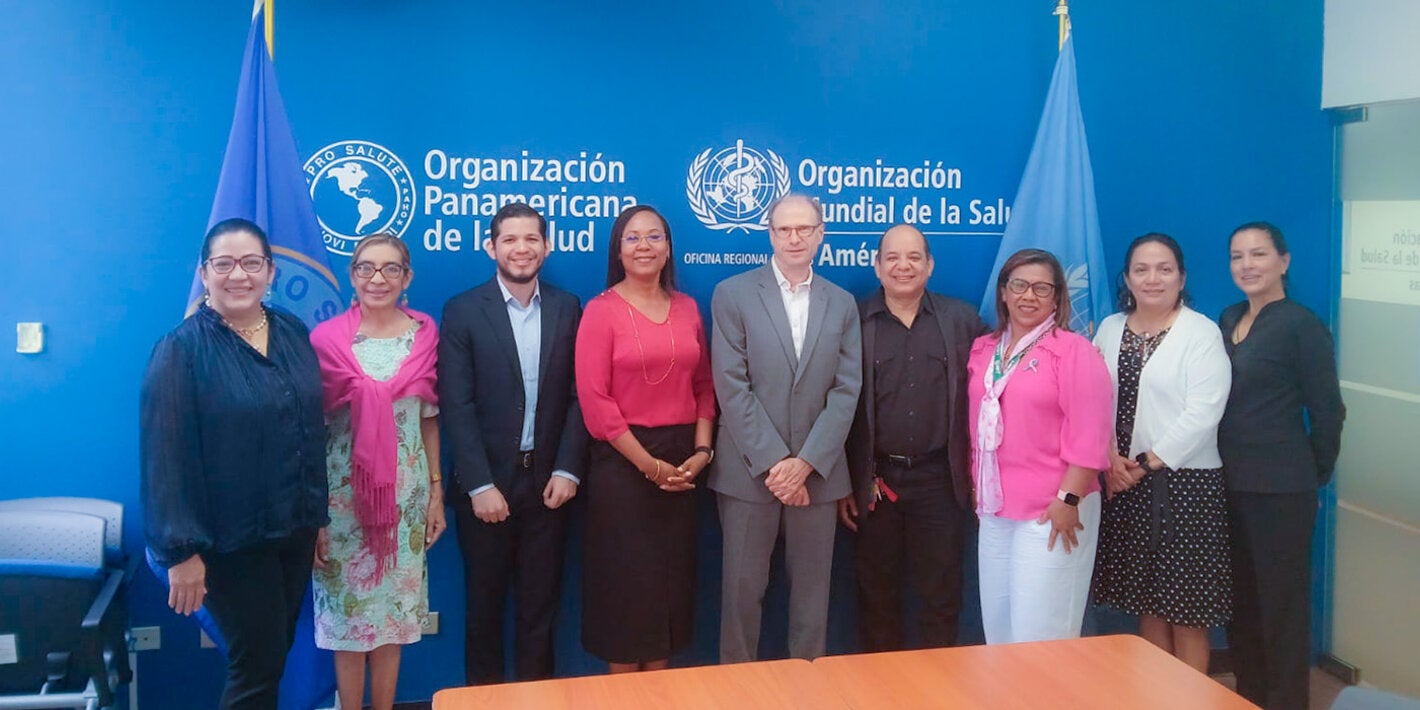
left=438, top=202, right=588, bottom=684
left=839, top=224, right=987, bottom=651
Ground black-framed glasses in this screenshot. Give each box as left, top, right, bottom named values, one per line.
left=353, top=262, right=408, bottom=280
left=1006, top=278, right=1057, bottom=297
left=772, top=224, right=821, bottom=239
left=205, top=255, right=270, bottom=274
left=621, top=234, right=667, bottom=245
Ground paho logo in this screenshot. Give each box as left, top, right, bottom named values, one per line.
left=304, top=140, right=416, bottom=255
left=686, top=140, right=790, bottom=233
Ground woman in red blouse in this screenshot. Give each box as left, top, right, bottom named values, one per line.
left=575, top=205, right=716, bottom=673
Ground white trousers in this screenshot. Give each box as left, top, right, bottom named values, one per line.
left=977, top=492, right=1101, bottom=645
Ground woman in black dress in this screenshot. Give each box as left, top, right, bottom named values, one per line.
left=1218, top=221, right=1344, bottom=710
left=1091, top=234, right=1232, bottom=673
left=574, top=206, right=716, bottom=673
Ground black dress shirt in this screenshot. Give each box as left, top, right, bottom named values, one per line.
left=140, top=305, right=329, bottom=567
left=1218, top=299, right=1345, bottom=492
left=868, top=296, right=950, bottom=457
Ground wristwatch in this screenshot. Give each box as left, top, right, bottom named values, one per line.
left=694, top=446, right=715, bottom=463
left=1056, top=489, right=1080, bottom=507
left=1135, top=452, right=1163, bottom=473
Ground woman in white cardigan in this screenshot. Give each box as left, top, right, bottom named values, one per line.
left=1091, top=234, right=1232, bottom=673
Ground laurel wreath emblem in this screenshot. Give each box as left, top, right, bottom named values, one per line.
left=686, top=146, right=791, bottom=233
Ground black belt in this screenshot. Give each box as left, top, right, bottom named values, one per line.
left=517, top=450, right=535, bottom=471
left=875, top=447, right=947, bottom=470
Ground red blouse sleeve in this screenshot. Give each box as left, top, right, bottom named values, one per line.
left=575, top=295, right=630, bottom=441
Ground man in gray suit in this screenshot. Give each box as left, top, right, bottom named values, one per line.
left=709, top=193, right=863, bottom=662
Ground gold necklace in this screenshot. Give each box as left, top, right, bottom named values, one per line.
left=222, top=309, right=268, bottom=339
left=626, top=301, right=675, bottom=385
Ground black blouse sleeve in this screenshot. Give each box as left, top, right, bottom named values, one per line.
left=139, top=333, right=213, bottom=567
left=1295, top=313, right=1346, bottom=484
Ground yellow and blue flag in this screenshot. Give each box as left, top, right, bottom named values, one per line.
left=185, top=2, right=342, bottom=327
left=979, top=34, right=1111, bottom=335
left=178, top=4, right=339, bottom=709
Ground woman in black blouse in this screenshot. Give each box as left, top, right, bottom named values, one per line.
left=1218, top=222, right=1344, bottom=710
left=140, top=218, right=329, bottom=709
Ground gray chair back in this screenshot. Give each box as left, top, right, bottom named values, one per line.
left=0, top=497, right=123, bottom=565
left=0, top=510, right=106, bottom=568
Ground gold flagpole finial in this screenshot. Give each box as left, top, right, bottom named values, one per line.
left=265, top=0, right=275, bottom=59
left=1055, top=0, right=1071, bottom=50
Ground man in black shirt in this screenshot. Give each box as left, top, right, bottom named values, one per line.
left=840, top=224, right=987, bottom=650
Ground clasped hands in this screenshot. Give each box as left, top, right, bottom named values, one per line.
left=765, top=456, right=813, bottom=506
left=641, top=450, right=710, bottom=493
left=1104, top=451, right=1147, bottom=498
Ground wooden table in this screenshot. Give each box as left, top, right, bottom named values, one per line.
left=812, top=634, right=1258, bottom=709
left=431, top=658, right=849, bottom=709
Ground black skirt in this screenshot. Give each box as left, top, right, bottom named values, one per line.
left=581, top=424, right=698, bottom=663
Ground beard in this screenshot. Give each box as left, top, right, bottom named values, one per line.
left=498, top=264, right=538, bottom=285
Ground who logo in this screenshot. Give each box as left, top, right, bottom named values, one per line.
left=686, top=140, right=790, bottom=233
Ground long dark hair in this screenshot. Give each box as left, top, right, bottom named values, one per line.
left=993, top=248, right=1071, bottom=334
left=1116, top=232, right=1192, bottom=313
left=605, top=205, right=677, bottom=291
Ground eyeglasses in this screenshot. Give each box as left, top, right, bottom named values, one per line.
left=1006, top=278, right=1057, bottom=297
left=353, top=262, right=408, bottom=280
left=205, top=255, right=271, bottom=274
left=621, top=234, right=667, bottom=245
left=772, top=224, right=821, bottom=239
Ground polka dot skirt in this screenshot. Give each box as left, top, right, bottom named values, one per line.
left=1092, top=327, right=1233, bottom=628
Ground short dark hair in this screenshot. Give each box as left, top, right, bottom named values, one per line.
left=202, top=218, right=271, bottom=261
left=490, top=202, right=547, bottom=241
left=1116, top=232, right=1192, bottom=313
left=606, top=205, right=676, bottom=291
left=993, top=248, right=1071, bottom=334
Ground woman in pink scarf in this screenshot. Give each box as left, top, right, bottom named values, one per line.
left=967, top=248, right=1112, bottom=645
left=309, top=235, right=443, bottom=710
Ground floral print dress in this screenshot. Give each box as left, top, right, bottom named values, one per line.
left=313, top=323, right=436, bottom=651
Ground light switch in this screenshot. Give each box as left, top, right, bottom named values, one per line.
left=16, top=322, right=44, bottom=354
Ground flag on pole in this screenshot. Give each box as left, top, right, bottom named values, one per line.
left=178, top=3, right=339, bottom=709
left=978, top=30, right=1111, bottom=335
left=185, top=1, right=343, bottom=327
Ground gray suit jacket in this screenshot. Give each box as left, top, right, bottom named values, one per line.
left=708, top=264, right=863, bottom=504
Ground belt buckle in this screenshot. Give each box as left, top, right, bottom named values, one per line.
left=520, top=451, right=534, bottom=470
left=888, top=454, right=913, bottom=469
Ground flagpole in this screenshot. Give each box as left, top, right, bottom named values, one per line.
left=250, top=0, right=274, bottom=59
left=1055, top=0, right=1071, bottom=50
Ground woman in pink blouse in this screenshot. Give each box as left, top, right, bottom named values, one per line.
left=575, top=205, right=716, bottom=673
left=967, top=248, right=1113, bottom=644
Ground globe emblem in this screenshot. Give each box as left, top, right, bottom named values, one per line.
left=687, top=139, right=790, bottom=232
left=304, top=140, right=415, bottom=256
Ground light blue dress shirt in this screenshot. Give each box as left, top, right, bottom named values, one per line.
left=468, top=278, right=579, bottom=499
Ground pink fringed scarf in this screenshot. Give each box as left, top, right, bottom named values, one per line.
left=310, top=305, right=438, bottom=582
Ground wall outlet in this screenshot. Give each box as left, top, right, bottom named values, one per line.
left=421, top=611, right=439, bottom=635
left=130, top=626, right=161, bottom=652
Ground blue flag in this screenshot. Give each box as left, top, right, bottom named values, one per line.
left=979, top=35, right=1111, bottom=335
left=186, top=5, right=343, bottom=328
left=180, top=6, right=339, bottom=710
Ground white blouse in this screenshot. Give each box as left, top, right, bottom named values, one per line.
left=1093, top=307, right=1230, bottom=470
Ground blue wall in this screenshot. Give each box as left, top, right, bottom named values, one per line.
left=1, top=1, right=1332, bottom=706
